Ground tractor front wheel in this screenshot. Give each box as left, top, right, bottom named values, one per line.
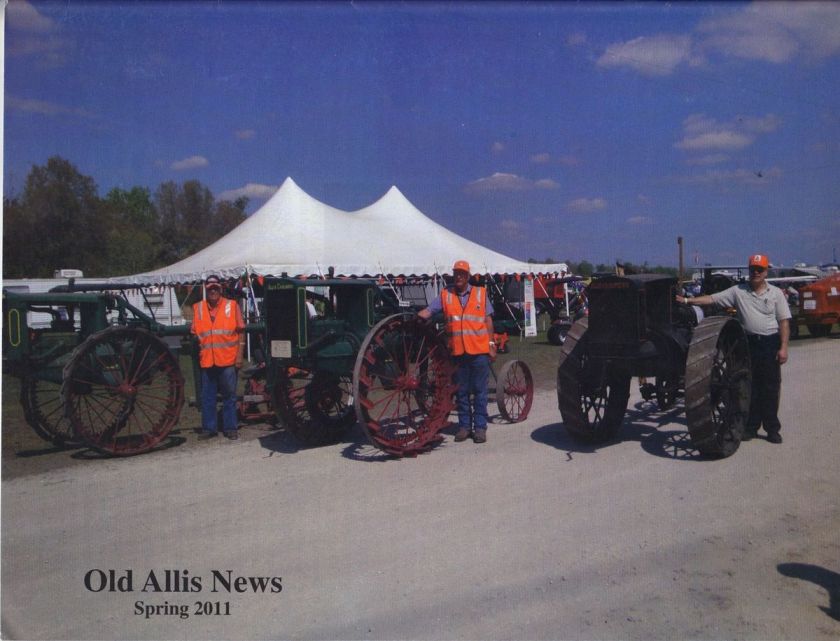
left=556, top=318, right=631, bottom=443
left=495, top=359, right=534, bottom=422
left=272, top=368, right=354, bottom=447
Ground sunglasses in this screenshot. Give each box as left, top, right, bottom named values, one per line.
left=749, top=266, right=766, bottom=273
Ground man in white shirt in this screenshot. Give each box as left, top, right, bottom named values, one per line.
left=676, top=253, right=791, bottom=444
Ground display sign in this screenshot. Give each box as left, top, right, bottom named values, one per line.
left=523, top=278, right=537, bottom=337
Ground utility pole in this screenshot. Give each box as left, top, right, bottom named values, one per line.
left=677, top=236, right=684, bottom=283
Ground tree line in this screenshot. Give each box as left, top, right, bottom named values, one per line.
left=528, top=258, right=678, bottom=278
left=3, top=156, right=248, bottom=278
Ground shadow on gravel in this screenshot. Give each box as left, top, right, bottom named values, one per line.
left=532, top=399, right=707, bottom=461
left=69, top=435, right=187, bottom=459
left=14, top=442, right=84, bottom=457
left=778, top=563, right=840, bottom=621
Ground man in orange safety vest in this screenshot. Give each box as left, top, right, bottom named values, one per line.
left=418, top=260, right=496, bottom=443
left=192, top=275, right=245, bottom=440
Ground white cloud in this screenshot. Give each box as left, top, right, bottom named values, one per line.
left=565, top=197, right=607, bottom=214
left=675, top=113, right=780, bottom=152
left=627, top=216, right=653, bottom=225
left=676, top=131, right=752, bottom=151
left=637, top=193, right=652, bottom=206
left=491, top=142, right=505, bottom=154
left=6, top=95, right=95, bottom=118
left=738, top=114, right=782, bottom=134
left=7, top=1, right=56, bottom=32
left=465, top=173, right=559, bottom=193
left=530, top=153, right=551, bottom=164
left=596, top=34, right=697, bottom=76
left=697, top=2, right=840, bottom=63
left=218, top=182, right=278, bottom=202
left=235, top=129, right=256, bottom=140
left=500, top=219, right=523, bottom=231
left=171, top=155, right=209, bottom=171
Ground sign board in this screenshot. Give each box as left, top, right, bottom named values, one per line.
left=523, top=278, right=537, bottom=337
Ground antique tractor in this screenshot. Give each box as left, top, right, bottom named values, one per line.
left=262, top=277, right=533, bottom=457
left=556, top=274, right=752, bottom=458
left=3, top=287, right=188, bottom=456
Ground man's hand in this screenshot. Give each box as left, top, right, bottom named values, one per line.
left=777, top=346, right=788, bottom=365
left=489, top=343, right=497, bottom=361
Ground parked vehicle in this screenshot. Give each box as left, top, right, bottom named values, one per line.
left=798, top=273, right=840, bottom=337
left=557, top=274, right=751, bottom=458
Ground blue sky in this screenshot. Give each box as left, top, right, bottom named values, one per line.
left=5, top=1, right=840, bottom=269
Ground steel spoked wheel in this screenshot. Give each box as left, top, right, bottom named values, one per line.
left=655, top=374, right=679, bottom=410
left=556, top=318, right=630, bottom=443
left=685, top=316, right=751, bottom=458
left=272, top=368, right=353, bottom=446
left=61, top=327, right=184, bottom=456
left=353, top=313, right=456, bottom=457
left=495, top=359, right=534, bottom=422
left=21, top=374, right=79, bottom=446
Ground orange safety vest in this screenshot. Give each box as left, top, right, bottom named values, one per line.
left=192, top=298, right=243, bottom=368
left=441, top=286, right=490, bottom=356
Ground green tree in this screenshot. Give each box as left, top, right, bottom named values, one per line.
left=3, top=156, right=110, bottom=277
left=577, top=261, right=594, bottom=277
left=154, top=180, right=247, bottom=266
left=211, top=196, right=248, bottom=239
left=103, top=186, right=159, bottom=275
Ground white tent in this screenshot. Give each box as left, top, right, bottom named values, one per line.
left=109, top=177, right=567, bottom=285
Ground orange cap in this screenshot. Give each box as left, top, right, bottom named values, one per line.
left=453, top=260, right=471, bottom=274
left=748, top=254, right=769, bottom=269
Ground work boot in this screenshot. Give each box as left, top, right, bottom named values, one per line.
left=767, top=432, right=783, bottom=444
left=454, top=428, right=471, bottom=442
left=198, top=431, right=218, bottom=440
left=224, top=430, right=239, bottom=440
left=473, top=429, right=487, bottom=444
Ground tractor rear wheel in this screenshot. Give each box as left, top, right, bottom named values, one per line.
left=556, top=318, right=631, bottom=443
left=685, top=316, right=751, bottom=458
left=21, top=375, right=79, bottom=446
left=495, top=359, right=533, bottom=422
left=61, top=326, right=184, bottom=456
left=272, top=368, right=354, bottom=447
left=353, top=313, right=456, bottom=456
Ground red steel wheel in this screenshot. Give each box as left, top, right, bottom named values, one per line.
left=353, top=313, right=456, bottom=456
left=495, top=359, right=534, bottom=422
left=61, top=326, right=184, bottom=456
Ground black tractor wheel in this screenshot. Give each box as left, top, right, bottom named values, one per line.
left=556, top=318, right=631, bottom=443
left=685, top=316, right=751, bottom=458
left=272, top=368, right=354, bottom=447
left=21, top=375, right=79, bottom=446
left=547, top=321, right=570, bottom=346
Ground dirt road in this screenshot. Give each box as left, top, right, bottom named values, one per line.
left=2, top=337, right=839, bottom=640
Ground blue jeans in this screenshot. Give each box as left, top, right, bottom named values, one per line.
left=454, top=354, right=490, bottom=430
left=200, top=366, right=239, bottom=433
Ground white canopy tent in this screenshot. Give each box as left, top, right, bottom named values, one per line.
left=109, top=177, right=567, bottom=285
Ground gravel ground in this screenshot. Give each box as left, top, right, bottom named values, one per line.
left=1, top=334, right=838, bottom=640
